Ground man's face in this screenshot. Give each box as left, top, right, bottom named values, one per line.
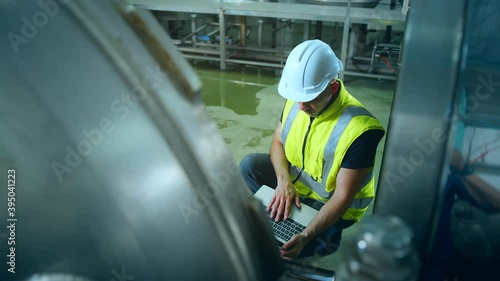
left=298, top=82, right=336, bottom=117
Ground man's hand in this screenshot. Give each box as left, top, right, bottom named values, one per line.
left=280, top=233, right=308, bottom=260
left=269, top=121, right=300, bottom=221
left=267, top=182, right=301, bottom=222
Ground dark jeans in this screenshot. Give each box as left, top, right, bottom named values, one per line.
left=239, top=153, right=355, bottom=258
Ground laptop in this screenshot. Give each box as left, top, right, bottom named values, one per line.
left=254, top=185, right=318, bottom=245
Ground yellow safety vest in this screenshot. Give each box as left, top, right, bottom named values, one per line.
left=281, top=80, right=385, bottom=221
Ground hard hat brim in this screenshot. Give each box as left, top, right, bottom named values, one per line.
left=277, top=80, right=327, bottom=102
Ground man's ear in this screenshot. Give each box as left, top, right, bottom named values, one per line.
left=331, top=80, right=340, bottom=94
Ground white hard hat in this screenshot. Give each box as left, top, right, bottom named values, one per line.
left=278, top=40, right=343, bottom=102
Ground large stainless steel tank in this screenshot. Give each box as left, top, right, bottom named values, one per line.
left=0, top=0, right=283, bottom=280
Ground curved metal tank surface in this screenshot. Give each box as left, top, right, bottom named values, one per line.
left=0, top=0, right=282, bottom=280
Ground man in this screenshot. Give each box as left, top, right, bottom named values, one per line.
left=421, top=149, right=500, bottom=280
left=240, top=39, right=385, bottom=259
left=450, top=149, right=500, bottom=211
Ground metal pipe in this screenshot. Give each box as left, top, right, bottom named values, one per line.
left=352, top=56, right=380, bottom=61
left=225, top=58, right=284, bottom=68
left=240, top=16, right=246, bottom=47
left=369, top=42, right=377, bottom=72
left=180, top=23, right=209, bottom=44
left=211, top=22, right=241, bottom=27
left=257, top=19, right=263, bottom=48
left=219, top=9, right=226, bottom=70
left=343, top=70, right=397, bottom=80
left=272, top=19, right=291, bottom=33
left=303, top=20, right=311, bottom=41
left=315, top=21, right=323, bottom=39
left=402, top=0, right=410, bottom=15
left=347, top=62, right=398, bottom=75
left=194, top=42, right=222, bottom=48
left=281, top=20, right=285, bottom=65
left=272, top=20, right=279, bottom=48
left=348, top=24, right=356, bottom=59
left=184, top=54, right=221, bottom=62
left=227, top=45, right=290, bottom=54
left=176, top=41, right=223, bottom=49
left=206, top=27, right=220, bottom=37
left=184, top=56, right=285, bottom=69
left=179, top=41, right=291, bottom=55
left=190, top=14, right=197, bottom=45
left=178, top=47, right=220, bottom=55
left=340, top=0, right=352, bottom=80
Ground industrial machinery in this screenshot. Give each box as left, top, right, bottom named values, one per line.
left=304, top=0, right=381, bottom=8
left=1, top=0, right=498, bottom=280
left=133, top=0, right=407, bottom=80
left=368, top=42, right=401, bottom=73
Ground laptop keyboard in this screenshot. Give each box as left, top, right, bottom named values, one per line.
left=267, top=212, right=306, bottom=242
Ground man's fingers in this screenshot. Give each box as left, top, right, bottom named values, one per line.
left=279, top=248, right=292, bottom=260
left=282, top=235, right=298, bottom=251
left=275, top=198, right=285, bottom=222
left=267, top=196, right=276, bottom=213
left=284, top=196, right=291, bottom=220
left=270, top=200, right=278, bottom=219
left=295, top=196, right=301, bottom=208
left=280, top=234, right=304, bottom=260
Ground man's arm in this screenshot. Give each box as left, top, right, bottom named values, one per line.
left=268, top=122, right=301, bottom=221
left=462, top=174, right=500, bottom=210
left=280, top=167, right=370, bottom=259
left=451, top=149, right=500, bottom=210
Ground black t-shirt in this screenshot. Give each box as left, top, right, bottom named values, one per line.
left=341, top=129, right=384, bottom=169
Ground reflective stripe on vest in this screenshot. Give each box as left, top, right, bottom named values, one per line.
left=349, top=197, right=373, bottom=209
left=281, top=102, right=300, bottom=148
left=282, top=105, right=375, bottom=203
left=359, top=170, right=374, bottom=192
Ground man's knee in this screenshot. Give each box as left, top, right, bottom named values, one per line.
left=324, top=231, right=342, bottom=254
left=312, top=231, right=343, bottom=257
left=239, top=153, right=259, bottom=175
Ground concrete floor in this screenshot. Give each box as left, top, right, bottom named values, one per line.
left=194, top=62, right=395, bottom=272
